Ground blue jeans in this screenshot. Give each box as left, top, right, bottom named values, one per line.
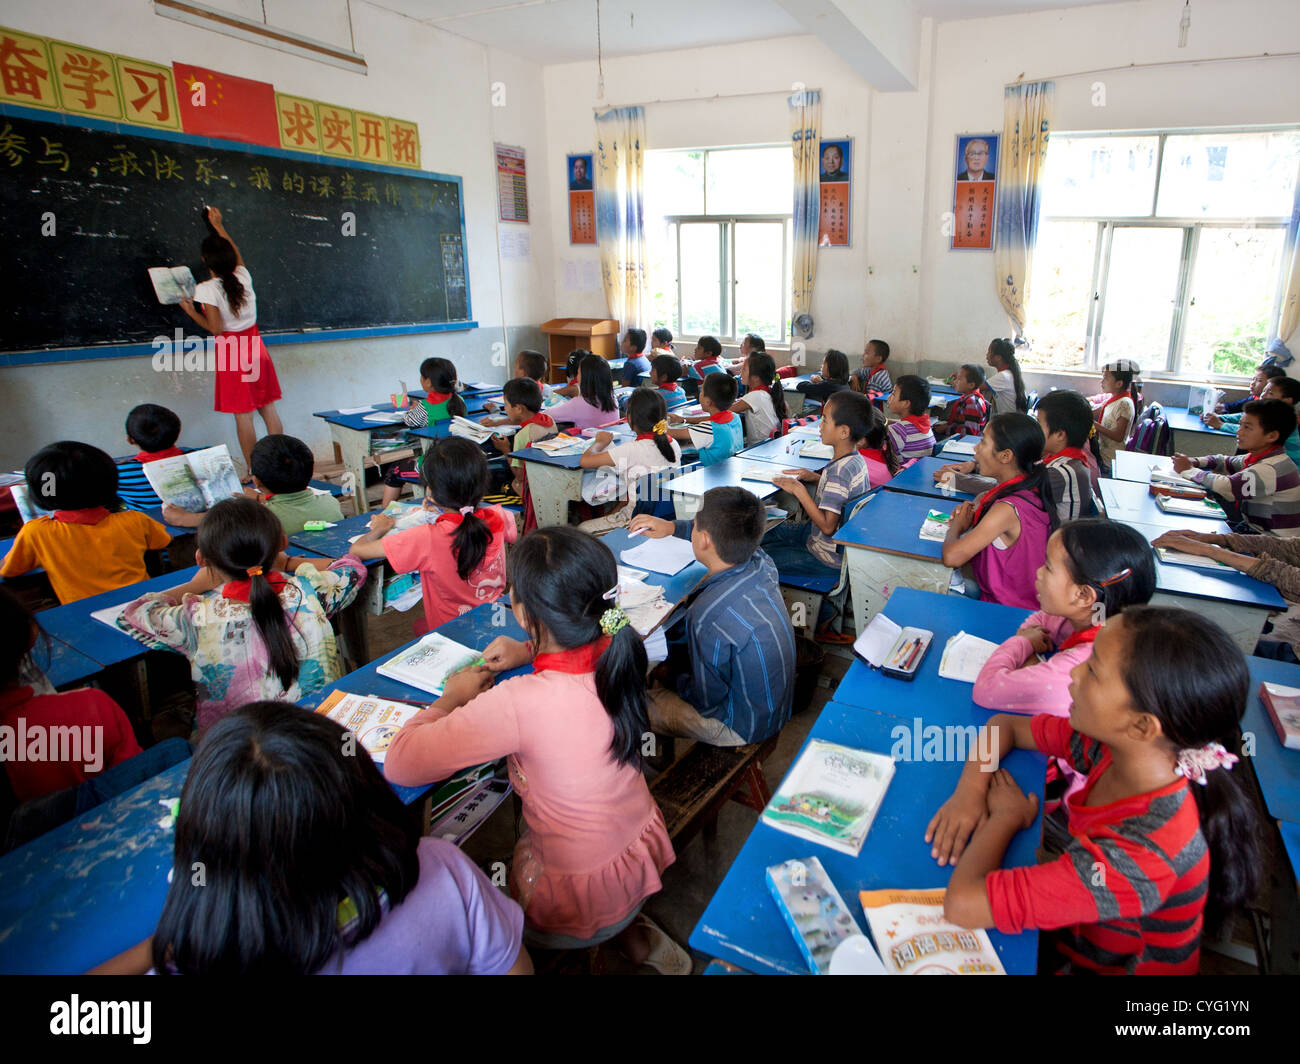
left=760, top=523, right=840, bottom=626
left=1255, top=638, right=1300, bottom=664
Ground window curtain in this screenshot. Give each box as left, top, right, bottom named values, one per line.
left=789, top=88, right=821, bottom=339
left=994, top=81, right=1054, bottom=342
left=594, top=106, right=647, bottom=333
left=1274, top=179, right=1300, bottom=364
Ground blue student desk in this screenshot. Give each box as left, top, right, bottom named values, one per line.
left=927, top=379, right=960, bottom=400
left=883, top=457, right=979, bottom=503
left=1242, top=656, right=1300, bottom=825
left=666, top=457, right=782, bottom=519
left=1098, top=476, right=1231, bottom=529
left=30, top=630, right=103, bottom=690
left=313, top=402, right=449, bottom=514
left=737, top=435, right=829, bottom=472
left=512, top=444, right=587, bottom=527
left=1281, top=821, right=1300, bottom=886
left=1161, top=405, right=1237, bottom=458
left=600, top=526, right=708, bottom=604
left=936, top=436, right=979, bottom=462
left=0, top=758, right=191, bottom=975
left=688, top=699, right=1045, bottom=975
left=781, top=374, right=817, bottom=417
left=832, top=588, right=1031, bottom=715
left=285, top=511, right=376, bottom=559
left=834, top=491, right=958, bottom=631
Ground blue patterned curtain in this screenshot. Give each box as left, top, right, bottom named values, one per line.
left=995, top=81, right=1054, bottom=341
left=1274, top=177, right=1300, bottom=361
left=594, top=106, right=647, bottom=332
left=789, top=89, right=822, bottom=339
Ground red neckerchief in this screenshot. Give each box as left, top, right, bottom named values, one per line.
left=858, top=446, right=887, bottom=464
left=903, top=413, right=932, bottom=433
left=710, top=411, right=735, bottom=424
left=1044, top=446, right=1089, bottom=464
left=425, top=391, right=453, bottom=405
left=533, top=637, right=610, bottom=675
left=1097, top=392, right=1128, bottom=416
left=137, top=447, right=184, bottom=464
left=747, top=383, right=771, bottom=395
left=435, top=507, right=505, bottom=535
left=696, top=356, right=719, bottom=368
left=659, top=382, right=680, bottom=392
left=52, top=507, right=110, bottom=524
left=221, top=571, right=290, bottom=602
left=1059, top=625, right=1100, bottom=652
left=521, top=412, right=556, bottom=431
left=971, top=473, right=1029, bottom=526
left=635, top=432, right=658, bottom=441
left=1244, top=446, right=1284, bottom=468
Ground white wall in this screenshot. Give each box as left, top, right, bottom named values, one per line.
left=0, top=0, right=553, bottom=468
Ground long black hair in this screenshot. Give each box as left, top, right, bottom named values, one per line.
left=974, top=413, right=1058, bottom=530
left=197, top=498, right=301, bottom=692
left=988, top=338, right=1027, bottom=413
left=152, top=702, right=421, bottom=974
left=1114, top=606, right=1261, bottom=932
left=1055, top=518, right=1156, bottom=620
left=746, top=351, right=788, bottom=426
left=423, top=437, right=492, bottom=581
left=578, top=352, right=616, bottom=413
left=200, top=233, right=247, bottom=316
left=625, top=388, right=677, bottom=464
left=508, top=528, right=648, bottom=769
left=417, top=357, right=468, bottom=417
left=24, top=441, right=124, bottom=512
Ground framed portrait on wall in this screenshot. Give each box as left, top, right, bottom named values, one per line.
left=818, top=137, right=851, bottom=247
left=950, top=133, right=998, bottom=251
left=567, top=153, right=595, bottom=244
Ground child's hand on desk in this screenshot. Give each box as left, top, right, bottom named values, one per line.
left=667, top=412, right=684, bottom=424
left=440, top=665, right=494, bottom=707
left=934, top=461, right=974, bottom=480
left=948, top=502, right=974, bottom=535
left=1171, top=453, right=1193, bottom=473
left=366, top=514, right=396, bottom=537
left=1016, top=624, right=1052, bottom=655
left=628, top=515, right=674, bottom=538
left=772, top=474, right=807, bottom=496
left=985, top=769, right=1038, bottom=830
left=1203, top=413, right=1224, bottom=428
left=482, top=636, right=534, bottom=673
left=492, top=435, right=512, bottom=454
left=926, top=781, right=989, bottom=867
left=593, top=431, right=614, bottom=449
left=1152, top=529, right=1218, bottom=549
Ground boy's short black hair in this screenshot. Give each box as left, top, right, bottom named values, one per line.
left=695, top=486, right=763, bottom=565
left=516, top=349, right=547, bottom=381
left=503, top=377, right=544, bottom=413
left=702, top=371, right=737, bottom=408
left=250, top=434, right=315, bottom=495
left=894, top=374, right=930, bottom=414
left=1244, top=398, right=1298, bottom=444
left=126, top=403, right=181, bottom=452
left=959, top=363, right=986, bottom=388
left=825, top=390, right=874, bottom=442
left=697, top=335, right=722, bottom=359
left=25, top=441, right=121, bottom=512
left=625, top=328, right=647, bottom=354
left=1261, top=365, right=1288, bottom=381
left=650, top=355, right=681, bottom=383
left=1035, top=389, right=1094, bottom=448
left=1266, top=376, right=1300, bottom=403
left=868, top=339, right=890, bottom=362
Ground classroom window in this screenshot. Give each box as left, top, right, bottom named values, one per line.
left=1025, top=129, right=1299, bottom=379
left=646, top=146, right=793, bottom=345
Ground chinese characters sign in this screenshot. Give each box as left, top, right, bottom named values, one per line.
left=496, top=143, right=528, bottom=224
left=950, top=132, right=998, bottom=251
left=567, top=152, right=594, bottom=244
left=817, top=137, right=851, bottom=247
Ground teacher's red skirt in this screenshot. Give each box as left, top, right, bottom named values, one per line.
left=213, top=324, right=283, bottom=414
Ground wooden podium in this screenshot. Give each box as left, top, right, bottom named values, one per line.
left=539, top=318, right=620, bottom=384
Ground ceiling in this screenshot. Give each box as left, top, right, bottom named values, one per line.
left=367, top=0, right=1132, bottom=64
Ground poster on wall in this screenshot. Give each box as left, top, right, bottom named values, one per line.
left=495, top=143, right=529, bottom=223
left=817, top=137, right=851, bottom=247
left=567, top=152, right=595, bottom=244
left=950, top=133, right=998, bottom=251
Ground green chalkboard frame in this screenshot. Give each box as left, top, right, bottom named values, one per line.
left=0, top=102, right=477, bottom=367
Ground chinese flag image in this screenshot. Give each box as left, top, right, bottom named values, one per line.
left=173, top=62, right=278, bottom=147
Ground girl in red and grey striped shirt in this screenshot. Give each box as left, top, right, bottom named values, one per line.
left=928, top=605, right=1259, bottom=974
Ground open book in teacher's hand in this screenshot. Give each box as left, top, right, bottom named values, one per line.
left=148, top=266, right=196, bottom=305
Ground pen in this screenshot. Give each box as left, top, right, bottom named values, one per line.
left=904, top=639, right=924, bottom=671
left=889, top=638, right=914, bottom=668
left=362, top=693, right=431, bottom=707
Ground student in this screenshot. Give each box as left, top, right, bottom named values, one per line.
left=941, top=413, right=1056, bottom=610
left=884, top=375, right=935, bottom=468
left=144, top=702, right=528, bottom=975
left=857, top=408, right=893, bottom=488
left=1205, top=375, right=1300, bottom=466
left=119, top=498, right=365, bottom=734
left=650, top=328, right=677, bottom=360
left=117, top=404, right=186, bottom=512
left=385, top=527, right=683, bottom=971
left=852, top=338, right=892, bottom=395
left=649, top=355, right=689, bottom=410
left=494, top=377, right=559, bottom=499
left=934, top=364, right=990, bottom=439
left=763, top=391, right=872, bottom=587
left=983, top=338, right=1028, bottom=415
left=690, top=335, right=730, bottom=376
left=1213, top=362, right=1286, bottom=416
left=929, top=606, right=1260, bottom=975
left=353, top=438, right=516, bottom=636
left=1092, top=359, right=1140, bottom=473
left=619, top=328, right=652, bottom=387
left=1, top=442, right=170, bottom=605
left=629, top=487, right=796, bottom=745
left=177, top=206, right=283, bottom=474
left=732, top=351, right=787, bottom=445
left=796, top=349, right=852, bottom=405
left=381, top=357, right=470, bottom=505
left=249, top=435, right=342, bottom=535
left=547, top=352, right=619, bottom=431
left=553, top=350, right=586, bottom=399
left=578, top=390, right=681, bottom=534
left=668, top=372, right=742, bottom=466
left=483, top=350, right=554, bottom=418
left=937, top=389, right=1100, bottom=523
left=1174, top=398, right=1300, bottom=537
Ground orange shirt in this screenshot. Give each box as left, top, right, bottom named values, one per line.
left=0, top=509, right=170, bottom=603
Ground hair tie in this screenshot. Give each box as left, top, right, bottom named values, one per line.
left=246, top=566, right=263, bottom=578
left=600, top=606, right=630, bottom=636
left=1174, top=742, right=1238, bottom=785
left=459, top=505, right=475, bottom=515
left=652, top=419, right=668, bottom=435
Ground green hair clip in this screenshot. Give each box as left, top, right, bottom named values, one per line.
left=600, top=606, right=630, bottom=637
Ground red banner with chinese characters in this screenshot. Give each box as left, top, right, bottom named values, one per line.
left=952, top=181, right=994, bottom=250
left=818, top=182, right=849, bottom=246
left=569, top=190, right=594, bottom=244
left=174, top=62, right=278, bottom=148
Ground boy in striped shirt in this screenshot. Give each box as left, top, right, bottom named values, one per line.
left=116, top=404, right=188, bottom=512
left=885, top=375, right=935, bottom=466
left=933, top=364, right=990, bottom=440
left=852, top=337, right=892, bottom=395
left=1175, top=398, right=1300, bottom=537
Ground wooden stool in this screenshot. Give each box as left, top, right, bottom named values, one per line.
left=649, top=737, right=778, bottom=850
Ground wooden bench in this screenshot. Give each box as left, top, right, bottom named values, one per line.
left=649, top=736, right=778, bottom=850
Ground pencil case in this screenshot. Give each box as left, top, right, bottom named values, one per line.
left=880, top=628, right=933, bottom=682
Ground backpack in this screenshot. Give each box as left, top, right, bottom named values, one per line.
left=1125, top=401, right=1172, bottom=457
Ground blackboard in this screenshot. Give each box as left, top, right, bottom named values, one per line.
left=0, top=105, right=474, bottom=363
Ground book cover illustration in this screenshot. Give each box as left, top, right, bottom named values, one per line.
left=762, top=739, right=895, bottom=856
left=766, top=856, right=876, bottom=974
left=859, top=888, right=1006, bottom=975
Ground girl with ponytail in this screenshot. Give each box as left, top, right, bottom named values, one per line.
left=385, top=526, right=682, bottom=967
left=984, top=337, right=1028, bottom=415
left=578, top=389, right=681, bottom=534
left=354, top=437, right=516, bottom=635
left=930, top=605, right=1259, bottom=974
left=1092, top=359, right=1143, bottom=474
left=941, top=412, right=1058, bottom=610
left=120, top=497, right=365, bottom=733
left=732, top=350, right=788, bottom=443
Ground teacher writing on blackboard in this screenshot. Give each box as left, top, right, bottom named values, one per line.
left=178, top=206, right=284, bottom=477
